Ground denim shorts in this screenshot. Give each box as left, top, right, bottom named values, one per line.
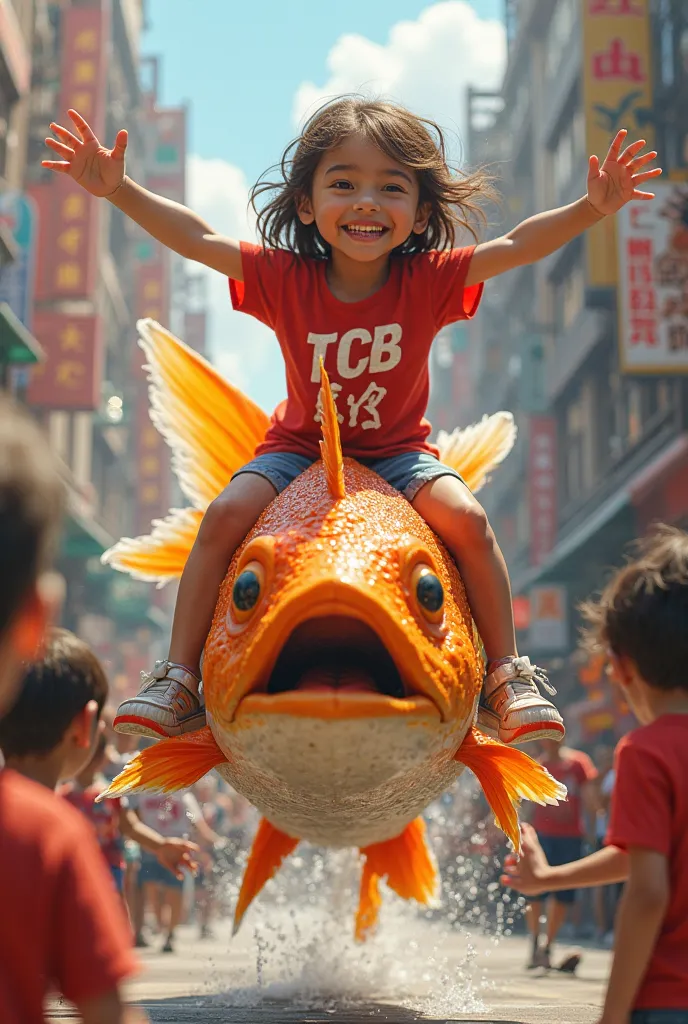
left=631, top=1013, right=688, bottom=1024
left=233, top=450, right=466, bottom=503
left=534, top=835, right=583, bottom=904
left=137, top=850, right=184, bottom=890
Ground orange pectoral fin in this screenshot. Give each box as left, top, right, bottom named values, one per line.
left=455, top=726, right=567, bottom=854
left=356, top=817, right=440, bottom=942
left=99, top=726, right=226, bottom=800
left=233, top=818, right=300, bottom=935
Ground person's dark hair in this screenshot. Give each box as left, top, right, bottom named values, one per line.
left=250, top=96, right=496, bottom=259
left=0, top=628, right=109, bottom=758
left=581, top=526, right=688, bottom=692
left=0, top=395, right=64, bottom=639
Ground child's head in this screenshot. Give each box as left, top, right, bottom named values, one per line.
left=582, top=526, right=688, bottom=723
left=0, top=627, right=109, bottom=783
left=0, top=396, right=64, bottom=716
left=251, top=96, right=494, bottom=262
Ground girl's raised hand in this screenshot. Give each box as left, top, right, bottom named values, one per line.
left=587, top=129, right=662, bottom=217
left=42, top=109, right=127, bottom=198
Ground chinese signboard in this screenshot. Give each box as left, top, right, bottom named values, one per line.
left=528, top=415, right=558, bottom=566
left=133, top=241, right=171, bottom=534
left=144, top=106, right=187, bottom=205
left=0, top=192, right=37, bottom=327
left=27, top=312, right=103, bottom=409
left=184, top=311, right=207, bottom=356
left=617, top=182, right=688, bottom=372
left=44, top=4, right=108, bottom=301
left=528, top=585, right=569, bottom=652
left=582, top=0, right=654, bottom=288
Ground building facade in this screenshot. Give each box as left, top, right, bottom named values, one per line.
left=0, top=0, right=208, bottom=693
left=462, top=0, right=688, bottom=744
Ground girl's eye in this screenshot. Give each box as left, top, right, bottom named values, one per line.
left=382, top=184, right=404, bottom=193
left=330, top=180, right=353, bottom=190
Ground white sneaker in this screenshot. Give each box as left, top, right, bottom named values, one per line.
left=114, top=660, right=206, bottom=739
left=477, top=656, right=565, bottom=745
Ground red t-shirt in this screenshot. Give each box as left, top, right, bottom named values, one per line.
left=532, top=748, right=597, bottom=838
left=60, top=778, right=124, bottom=870
left=606, top=715, right=688, bottom=1010
left=229, top=243, right=483, bottom=459
left=0, top=770, right=137, bottom=1022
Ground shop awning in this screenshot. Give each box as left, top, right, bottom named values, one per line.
left=0, top=302, right=44, bottom=365
left=62, top=504, right=114, bottom=560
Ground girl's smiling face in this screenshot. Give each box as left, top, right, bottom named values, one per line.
left=297, top=134, right=430, bottom=262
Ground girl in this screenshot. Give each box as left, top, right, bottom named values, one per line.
left=43, top=98, right=660, bottom=747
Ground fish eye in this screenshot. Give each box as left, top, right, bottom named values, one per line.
left=410, top=564, right=444, bottom=623
left=232, top=561, right=264, bottom=619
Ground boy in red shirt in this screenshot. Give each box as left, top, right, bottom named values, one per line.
left=503, top=527, right=688, bottom=1023
left=0, top=396, right=144, bottom=1024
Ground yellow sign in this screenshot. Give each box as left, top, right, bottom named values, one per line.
left=582, top=0, right=654, bottom=288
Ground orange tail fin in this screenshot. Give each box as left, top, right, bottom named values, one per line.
left=318, top=360, right=345, bottom=500
left=233, top=818, right=299, bottom=935
left=99, top=726, right=226, bottom=800
left=356, top=817, right=439, bottom=942
left=455, top=726, right=567, bottom=854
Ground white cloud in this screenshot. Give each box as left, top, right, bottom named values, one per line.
left=185, top=154, right=285, bottom=412
left=293, top=1, right=506, bottom=153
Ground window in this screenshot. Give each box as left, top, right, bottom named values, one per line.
left=563, top=377, right=596, bottom=504
left=545, top=0, right=578, bottom=81
left=554, top=258, right=585, bottom=332
left=551, top=104, right=585, bottom=198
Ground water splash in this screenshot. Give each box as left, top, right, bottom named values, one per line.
left=198, top=774, right=525, bottom=1016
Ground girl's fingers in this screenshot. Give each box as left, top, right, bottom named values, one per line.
left=67, top=108, right=97, bottom=142
left=50, top=121, right=80, bottom=147
left=41, top=160, right=71, bottom=173
left=632, top=168, right=663, bottom=185
left=44, top=137, right=74, bottom=159
left=607, top=128, right=628, bottom=160
left=629, top=150, right=658, bottom=171
left=618, top=138, right=646, bottom=165
left=633, top=190, right=656, bottom=200
left=111, top=128, right=128, bottom=157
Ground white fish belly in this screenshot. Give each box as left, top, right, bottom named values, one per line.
left=211, top=709, right=472, bottom=848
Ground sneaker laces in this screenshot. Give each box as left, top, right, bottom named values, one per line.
left=509, top=656, right=557, bottom=697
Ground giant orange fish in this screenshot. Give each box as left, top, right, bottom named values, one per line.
left=103, top=320, right=565, bottom=940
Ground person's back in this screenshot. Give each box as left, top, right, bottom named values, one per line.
left=606, top=713, right=688, bottom=1011
left=0, top=398, right=141, bottom=1023
left=0, top=769, right=136, bottom=1022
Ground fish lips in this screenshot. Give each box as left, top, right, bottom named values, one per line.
left=210, top=579, right=471, bottom=726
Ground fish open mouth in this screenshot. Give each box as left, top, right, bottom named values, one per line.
left=232, top=612, right=443, bottom=723
left=265, top=617, right=405, bottom=699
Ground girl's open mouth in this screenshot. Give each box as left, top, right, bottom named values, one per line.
left=342, top=224, right=388, bottom=242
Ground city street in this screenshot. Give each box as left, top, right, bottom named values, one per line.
left=48, top=917, right=610, bottom=1023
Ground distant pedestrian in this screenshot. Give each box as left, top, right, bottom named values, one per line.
left=526, top=739, right=598, bottom=968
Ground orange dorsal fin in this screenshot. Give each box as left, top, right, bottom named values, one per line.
left=318, top=359, right=345, bottom=501
left=233, top=818, right=299, bottom=935
left=436, top=412, right=516, bottom=494
left=98, top=726, right=226, bottom=800
left=102, top=320, right=270, bottom=585
left=455, top=726, right=567, bottom=853
left=355, top=817, right=439, bottom=942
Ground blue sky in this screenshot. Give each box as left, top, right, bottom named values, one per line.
left=143, top=0, right=505, bottom=411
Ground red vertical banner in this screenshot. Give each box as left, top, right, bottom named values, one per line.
left=27, top=312, right=104, bottom=409
left=47, top=4, right=108, bottom=301
left=133, top=243, right=171, bottom=534
left=184, top=311, right=207, bottom=356
left=528, top=416, right=558, bottom=567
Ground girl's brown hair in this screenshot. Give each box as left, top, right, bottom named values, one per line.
left=249, top=96, right=496, bottom=259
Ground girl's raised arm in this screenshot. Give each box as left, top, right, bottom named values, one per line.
left=43, top=109, right=243, bottom=281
